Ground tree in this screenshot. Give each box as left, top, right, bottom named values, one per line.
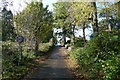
left=70, top=2, right=94, bottom=42
left=91, top=2, right=98, bottom=33
left=53, top=2, right=72, bottom=46
left=98, top=2, right=119, bottom=31
left=40, top=29, right=53, bottom=43
left=2, top=7, right=16, bottom=41
left=118, top=1, right=120, bottom=21
left=14, top=2, right=54, bottom=54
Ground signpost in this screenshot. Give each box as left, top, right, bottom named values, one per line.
left=17, top=36, right=24, bottom=66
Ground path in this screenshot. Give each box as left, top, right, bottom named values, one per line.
left=26, top=47, right=73, bottom=80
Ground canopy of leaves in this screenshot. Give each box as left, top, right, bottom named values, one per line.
left=69, top=2, right=94, bottom=27
left=53, top=2, right=71, bottom=28
left=98, top=2, right=119, bottom=30
left=14, top=2, right=54, bottom=41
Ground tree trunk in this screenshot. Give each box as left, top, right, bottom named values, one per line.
left=92, top=2, right=98, bottom=33
left=108, top=24, right=112, bottom=31
left=118, top=1, right=120, bottom=19
left=83, top=27, right=86, bottom=42
left=63, top=34, right=66, bottom=47
left=83, top=22, right=86, bottom=43
left=72, top=25, right=75, bottom=45
left=104, top=3, right=112, bottom=31
left=62, top=28, right=66, bottom=46
left=35, top=38, right=39, bottom=55
left=117, top=1, right=120, bottom=30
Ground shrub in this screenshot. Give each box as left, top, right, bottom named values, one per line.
left=2, top=41, right=18, bottom=56
left=2, top=41, right=35, bottom=79
left=70, top=31, right=120, bottom=80
left=38, top=41, right=53, bottom=52
left=2, top=40, right=54, bottom=79
left=74, top=42, right=84, bottom=47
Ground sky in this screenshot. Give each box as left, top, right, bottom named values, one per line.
left=42, top=0, right=58, bottom=11
left=0, top=0, right=58, bottom=14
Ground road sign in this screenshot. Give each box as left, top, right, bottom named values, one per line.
left=16, top=36, right=24, bottom=66
left=17, top=36, right=24, bottom=43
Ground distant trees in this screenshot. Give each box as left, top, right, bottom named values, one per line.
left=53, top=1, right=120, bottom=45
left=98, top=2, right=119, bottom=31
left=14, top=2, right=54, bottom=53
left=53, top=2, right=96, bottom=43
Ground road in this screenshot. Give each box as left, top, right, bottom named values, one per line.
left=26, top=47, right=73, bottom=80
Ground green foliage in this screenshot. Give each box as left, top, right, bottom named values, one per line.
left=2, top=41, right=18, bottom=56
left=53, top=2, right=72, bottom=45
left=53, top=2, right=71, bottom=28
left=2, top=42, right=33, bottom=79
left=14, top=2, right=54, bottom=42
left=38, top=40, right=53, bottom=52
left=69, top=2, right=95, bottom=40
left=70, top=31, right=120, bottom=79
left=98, top=2, right=119, bottom=30
left=74, top=42, right=84, bottom=47
left=73, top=38, right=84, bottom=47
left=14, top=2, right=54, bottom=53
left=74, top=38, right=84, bottom=43
left=70, top=47, right=84, bottom=59
left=40, top=29, right=53, bottom=43
left=2, top=7, right=16, bottom=41
left=2, top=40, right=54, bottom=79
left=70, top=2, right=94, bottom=26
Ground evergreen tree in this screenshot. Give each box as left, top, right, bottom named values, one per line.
left=53, top=2, right=72, bottom=46
left=2, top=7, right=16, bottom=41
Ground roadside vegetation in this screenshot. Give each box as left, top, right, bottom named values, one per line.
left=52, top=1, right=120, bottom=80
left=2, top=40, right=53, bottom=80
left=1, top=1, right=54, bottom=80
left=70, top=31, right=120, bottom=79
left=1, top=0, right=120, bottom=80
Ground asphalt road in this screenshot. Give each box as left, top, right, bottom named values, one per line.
left=28, top=47, right=73, bottom=80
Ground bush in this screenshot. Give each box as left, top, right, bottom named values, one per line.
left=74, top=42, right=84, bottom=47
left=70, top=31, right=120, bottom=80
left=74, top=37, right=84, bottom=43
left=70, top=47, right=84, bottom=59
left=2, top=40, right=54, bottom=80
left=2, top=41, right=18, bottom=56
left=38, top=41, right=53, bottom=52
left=2, top=41, right=35, bottom=79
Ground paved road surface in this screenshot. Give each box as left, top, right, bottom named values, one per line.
left=28, top=47, right=73, bottom=80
